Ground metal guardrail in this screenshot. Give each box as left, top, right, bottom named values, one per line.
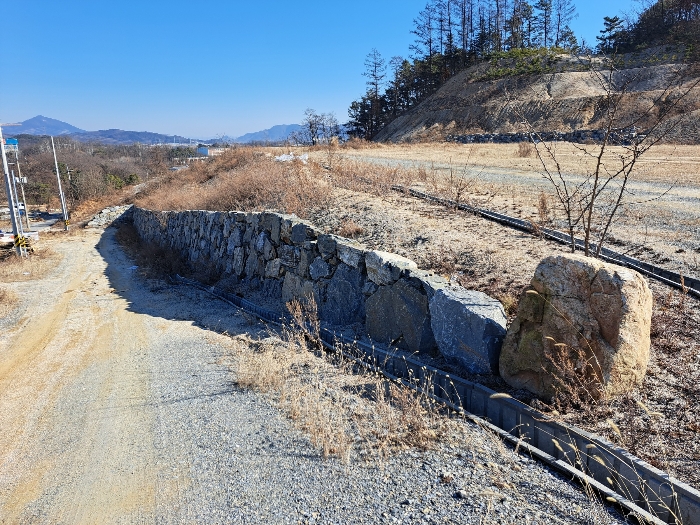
left=174, top=275, right=700, bottom=525
left=392, top=186, right=700, bottom=299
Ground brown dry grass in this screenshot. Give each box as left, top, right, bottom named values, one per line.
left=230, top=299, right=453, bottom=462
left=336, top=142, right=700, bottom=185
left=0, top=247, right=60, bottom=282
left=135, top=148, right=332, bottom=218
left=0, top=286, right=18, bottom=318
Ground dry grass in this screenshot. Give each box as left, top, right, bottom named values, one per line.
left=0, top=246, right=60, bottom=282
left=229, top=298, right=453, bottom=462
left=136, top=148, right=332, bottom=218
left=0, top=286, right=18, bottom=318
left=337, top=142, right=700, bottom=185
left=114, top=223, right=191, bottom=280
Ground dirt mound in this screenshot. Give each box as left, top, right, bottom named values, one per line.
left=374, top=62, right=700, bottom=144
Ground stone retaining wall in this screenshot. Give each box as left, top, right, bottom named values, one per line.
left=446, top=127, right=641, bottom=145
left=132, top=208, right=507, bottom=374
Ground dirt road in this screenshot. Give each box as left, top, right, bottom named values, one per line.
left=0, top=228, right=628, bottom=524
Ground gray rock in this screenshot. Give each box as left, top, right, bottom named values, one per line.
left=309, top=257, right=332, bottom=280
left=282, top=273, right=317, bottom=305
left=279, top=245, right=300, bottom=268
left=265, top=259, right=282, bottom=278
left=336, top=241, right=365, bottom=268
left=255, top=232, right=268, bottom=253
left=362, top=281, right=378, bottom=297
left=317, top=234, right=339, bottom=259
left=429, top=287, right=507, bottom=374
left=261, top=212, right=281, bottom=244
left=244, top=253, right=264, bottom=278
left=321, top=264, right=366, bottom=326
left=365, top=251, right=418, bottom=286
left=366, top=280, right=435, bottom=353
left=406, top=269, right=450, bottom=301
left=291, top=221, right=317, bottom=244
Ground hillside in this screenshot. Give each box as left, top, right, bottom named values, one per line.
left=374, top=61, right=700, bottom=144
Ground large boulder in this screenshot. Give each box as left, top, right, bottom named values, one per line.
left=366, top=280, right=435, bottom=353
left=499, top=254, right=653, bottom=399
left=430, top=288, right=507, bottom=374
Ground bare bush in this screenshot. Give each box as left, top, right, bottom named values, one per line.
left=136, top=149, right=332, bottom=218
left=517, top=141, right=535, bottom=158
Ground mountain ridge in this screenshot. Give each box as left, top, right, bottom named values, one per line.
left=5, top=116, right=301, bottom=145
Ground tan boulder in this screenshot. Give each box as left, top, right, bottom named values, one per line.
left=499, top=254, right=653, bottom=400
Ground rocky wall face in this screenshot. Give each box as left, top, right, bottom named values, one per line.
left=131, top=208, right=507, bottom=375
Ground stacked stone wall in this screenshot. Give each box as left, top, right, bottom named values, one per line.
left=132, top=207, right=507, bottom=375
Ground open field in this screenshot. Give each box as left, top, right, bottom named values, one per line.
left=318, top=142, right=700, bottom=278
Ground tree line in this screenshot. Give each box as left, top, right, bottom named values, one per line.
left=347, top=0, right=579, bottom=139
left=347, top=0, right=700, bottom=140
left=597, top=0, right=700, bottom=53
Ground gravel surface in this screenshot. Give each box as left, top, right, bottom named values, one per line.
left=0, top=227, right=629, bottom=523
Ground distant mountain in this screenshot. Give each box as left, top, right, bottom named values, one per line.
left=8, top=115, right=86, bottom=136
left=5, top=115, right=198, bottom=145
left=70, top=129, right=194, bottom=145
left=234, top=124, right=301, bottom=143
left=6, top=115, right=304, bottom=146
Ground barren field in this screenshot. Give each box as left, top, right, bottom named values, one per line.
left=329, top=142, right=700, bottom=278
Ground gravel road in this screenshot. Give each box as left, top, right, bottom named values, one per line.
left=0, top=228, right=629, bottom=524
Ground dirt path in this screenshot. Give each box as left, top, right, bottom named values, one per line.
left=0, top=228, right=631, bottom=524
left=0, top=229, right=265, bottom=523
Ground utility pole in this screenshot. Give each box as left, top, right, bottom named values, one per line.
left=15, top=156, right=30, bottom=229
left=51, top=136, right=69, bottom=230
left=0, top=124, right=24, bottom=256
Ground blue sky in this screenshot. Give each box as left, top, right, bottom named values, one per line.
left=0, top=0, right=638, bottom=139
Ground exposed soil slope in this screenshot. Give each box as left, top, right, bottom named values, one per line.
left=375, top=62, right=700, bottom=143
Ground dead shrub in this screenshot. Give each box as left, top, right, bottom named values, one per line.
left=136, top=151, right=331, bottom=218
left=114, top=223, right=190, bottom=279
left=338, top=220, right=364, bottom=239
left=516, top=141, right=535, bottom=158
left=536, top=191, right=551, bottom=225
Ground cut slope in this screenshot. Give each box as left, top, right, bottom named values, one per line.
left=374, top=63, right=700, bottom=143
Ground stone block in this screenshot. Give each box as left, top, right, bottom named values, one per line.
left=291, top=220, right=317, bottom=244
left=317, top=234, right=340, bottom=259
left=244, top=253, right=264, bottom=278
left=279, top=245, right=300, bottom=268
left=321, top=264, right=366, bottom=326
left=261, top=212, right=281, bottom=243
left=366, top=280, right=435, bottom=353
left=282, top=272, right=317, bottom=305
left=309, top=257, right=332, bottom=280
left=365, top=250, right=418, bottom=285
left=336, top=240, right=365, bottom=268
left=430, top=287, right=507, bottom=374
left=406, top=269, right=450, bottom=301
left=265, top=259, right=282, bottom=278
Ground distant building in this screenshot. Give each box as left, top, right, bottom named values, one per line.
left=196, top=146, right=228, bottom=157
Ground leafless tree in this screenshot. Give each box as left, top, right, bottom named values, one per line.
left=518, top=55, right=700, bottom=256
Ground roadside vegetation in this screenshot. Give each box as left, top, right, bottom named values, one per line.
left=0, top=135, right=180, bottom=222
